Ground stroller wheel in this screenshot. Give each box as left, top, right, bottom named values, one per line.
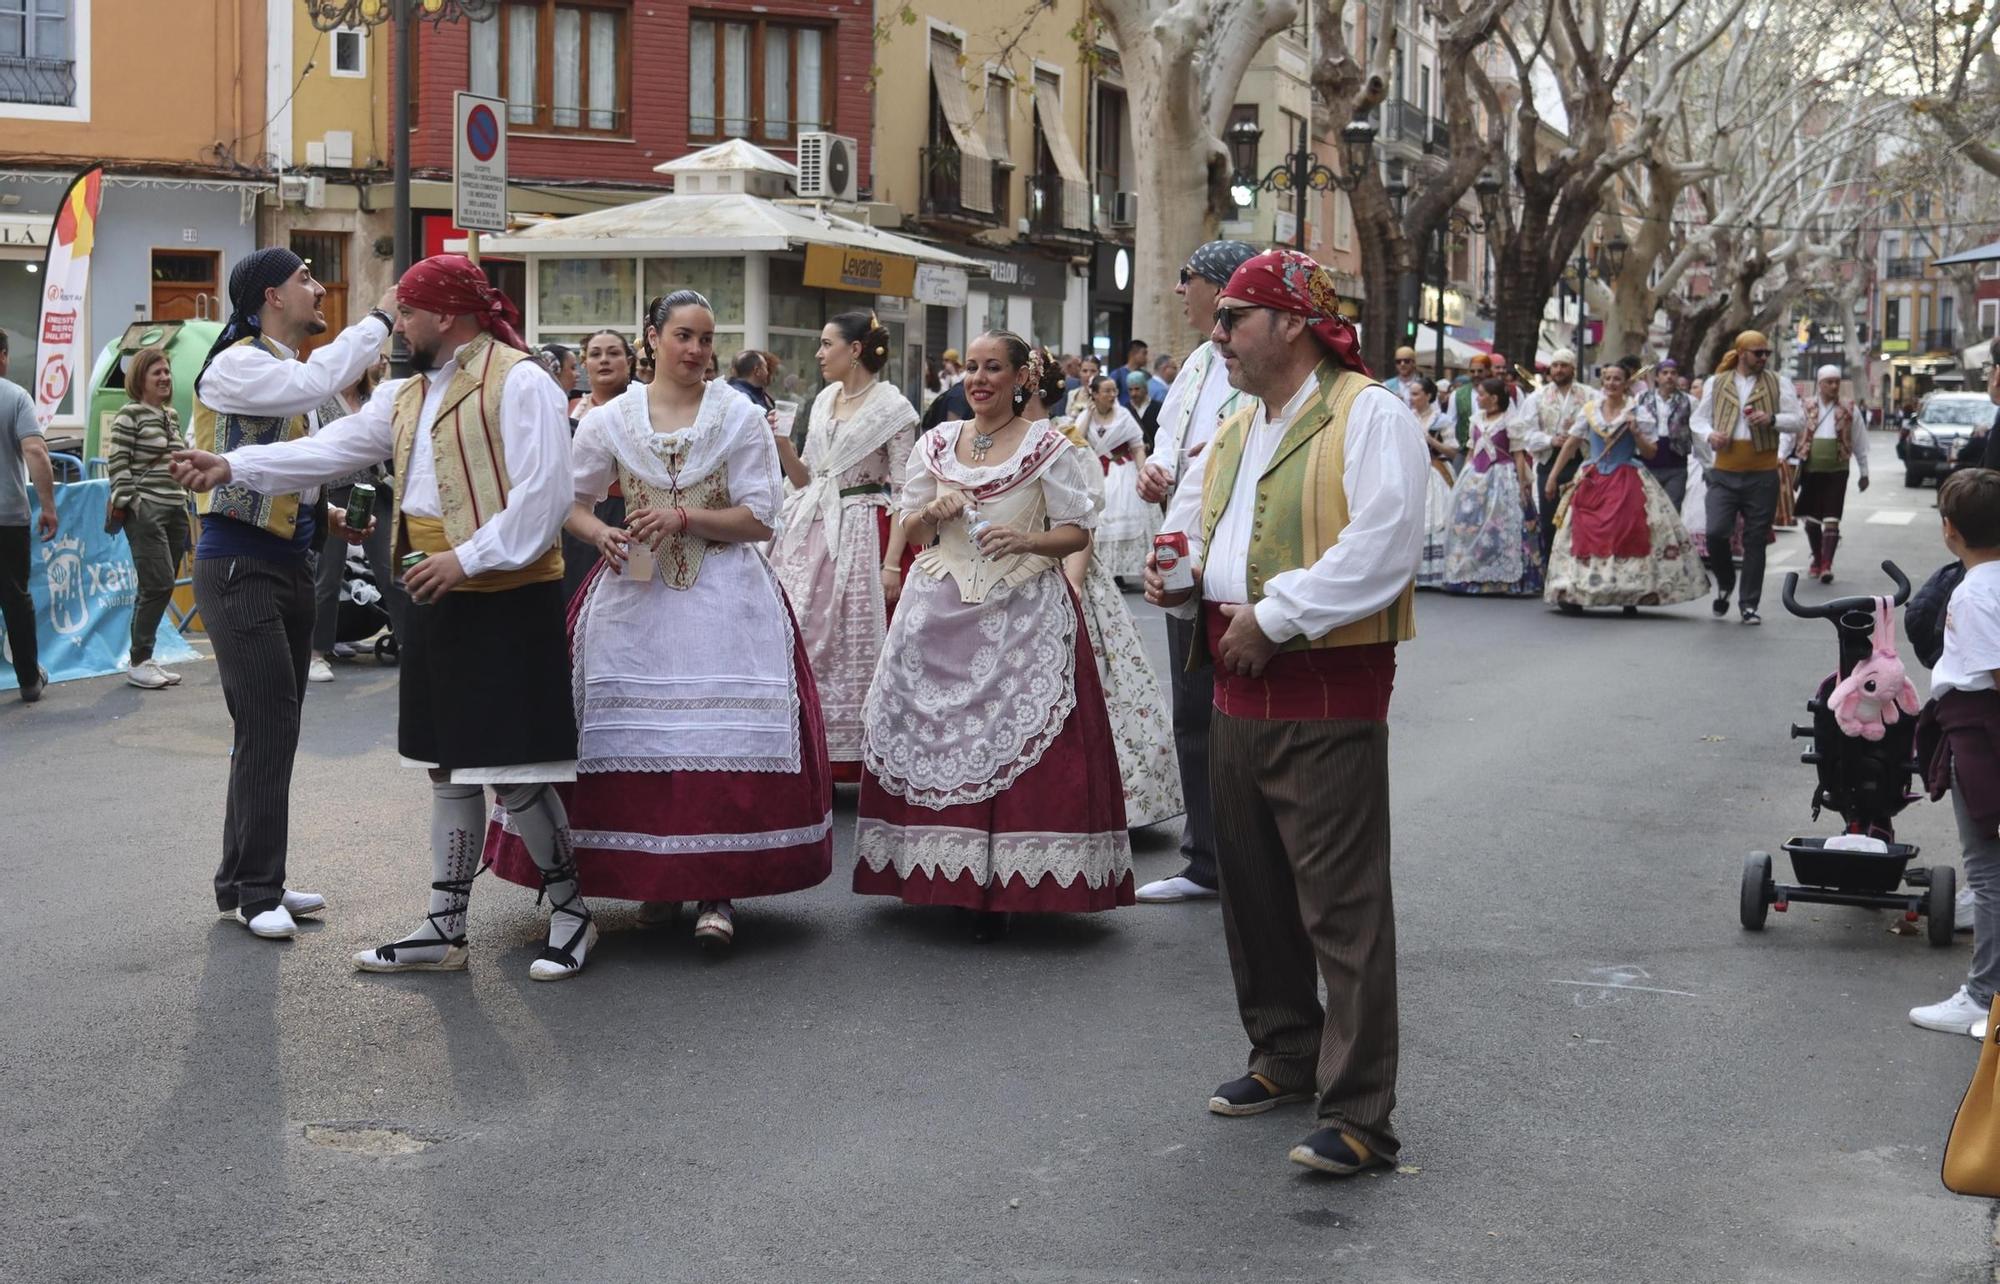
left=375, top=635, right=400, bottom=666
left=1927, top=865, right=1957, bottom=948
left=1740, top=853, right=1773, bottom=931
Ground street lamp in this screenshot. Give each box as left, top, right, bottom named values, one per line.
left=305, top=0, right=498, bottom=280
left=1568, top=228, right=1632, bottom=367
left=1227, top=115, right=1376, bottom=252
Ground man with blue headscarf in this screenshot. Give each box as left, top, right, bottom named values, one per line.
left=183, top=248, right=395, bottom=941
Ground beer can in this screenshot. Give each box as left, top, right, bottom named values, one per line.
left=1154, top=531, right=1195, bottom=592
left=400, top=550, right=425, bottom=574
left=345, top=483, right=375, bottom=531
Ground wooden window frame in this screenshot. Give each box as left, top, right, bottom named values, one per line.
left=687, top=10, right=835, bottom=146
left=489, top=0, right=632, bottom=138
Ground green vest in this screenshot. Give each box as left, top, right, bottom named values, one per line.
left=1198, top=359, right=1417, bottom=656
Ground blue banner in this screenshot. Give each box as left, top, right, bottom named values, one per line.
left=2, top=478, right=198, bottom=689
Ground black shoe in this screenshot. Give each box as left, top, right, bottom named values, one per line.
left=1208, top=1073, right=1314, bottom=1117
left=18, top=665, right=47, bottom=703
left=1740, top=609, right=1761, bottom=626
left=1288, top=1126, right=1392, bottom=1176
left=1711, top=595, right=1730, bottom=618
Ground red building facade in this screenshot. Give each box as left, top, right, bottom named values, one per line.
left=402, top=0, right=875, bottom=190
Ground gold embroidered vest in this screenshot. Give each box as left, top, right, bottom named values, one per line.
left=619, top=460, right=730, bottom=590
left=1199, top=361, right=1417, bottom=654
left=191, top=336, right=311, bottom=538
left=389, top=333, right=563, bottom=592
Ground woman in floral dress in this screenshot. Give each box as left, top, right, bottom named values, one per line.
left=1409, top=376, right=1457, bottom=589
left=1442, top=376, right=1542, bottom=596
left=1542, top=363, right=1707, bottom=613
left=769, top=311, right=918, bottom=783
left=856, top=332, right=1133, bottom=940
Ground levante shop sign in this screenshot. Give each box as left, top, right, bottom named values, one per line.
left=804, top=244, right=917, bottom=297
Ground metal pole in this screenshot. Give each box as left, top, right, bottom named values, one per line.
left=1294, top=119, right=1309, bottom=252
left=1575, top=244, right=1588, bottom=366
left=1433, top=224, right=1446, bottom=379
left=390, top=1, right=413, bottom=375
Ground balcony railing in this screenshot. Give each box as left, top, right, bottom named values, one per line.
left=1027, top=172, right=1091, bottom=240
left=1885, top=256, right=1928, bottom=279
left=919, top=146, right=1007, bottom=227
left=1385, top=100, right=1430, bottom=146
left=0, top=55, right=76, bottom=107
left=1427, top=117, right=1450, bottom=154
left=1921, top=327, right=1958, bottom=353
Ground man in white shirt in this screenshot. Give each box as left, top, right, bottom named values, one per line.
left=1690, top=330, right=1804, bottom=624
left=185, top=247, right=392, bottom=940
left=1515, top=349, right=1595, bottom=567
left=1131, top=238, right=1256, bottom=903
left=1146, top=248, right=1425, bottom=1178
left=175, top=255, right=597, bottom=981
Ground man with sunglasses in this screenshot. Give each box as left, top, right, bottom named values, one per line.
left=1146, top=248, right=1426, bottom=1178
left=1134, top=239, right=1258, bottom=904
left=1383, top=345, right=1421, bottom=406
left=1690, top=329, right=1803, bottom=625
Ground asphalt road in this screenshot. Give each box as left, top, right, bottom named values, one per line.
left=5, top=436, right=1997, bottom=1283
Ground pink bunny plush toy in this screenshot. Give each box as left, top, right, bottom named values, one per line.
left=1829, top=596, right=1922, bottom=741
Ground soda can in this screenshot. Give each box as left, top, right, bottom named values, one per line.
left=345, top=483, right=375, bottom=531
left=1154, top=531, right=1195, bottom=592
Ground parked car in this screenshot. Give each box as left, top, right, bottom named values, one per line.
left=1905, top=392, right=1994, bottom=486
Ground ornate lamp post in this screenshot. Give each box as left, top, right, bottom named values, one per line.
left=304, top=0, right=498, bottom=279
left=1227, top=116, right=1378, bottom=252
left=1568, top=228, right=1630, bottom=368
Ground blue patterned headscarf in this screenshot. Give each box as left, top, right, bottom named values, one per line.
left=196, top=247, right=307, bottom=392
left=1184, top=240, right=1260, bottom=288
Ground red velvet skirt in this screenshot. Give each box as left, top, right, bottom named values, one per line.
left=484, top=575, right=834, bottom=903
left=853, top=590, right=1135, bottom=913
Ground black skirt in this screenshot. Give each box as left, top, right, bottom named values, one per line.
left=1794, top=466, right=1851, bottom=522
left=399, top=579, right=577, bottom=770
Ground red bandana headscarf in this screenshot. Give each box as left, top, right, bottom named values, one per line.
left=396, top=254, right=527, bottom=351
left=1217, top=249, right=1370, bottom=377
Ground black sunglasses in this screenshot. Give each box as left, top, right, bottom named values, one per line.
left=1178, top=267, right=1193, bottom=286
left=1213, top=305, right=1263, bottom=336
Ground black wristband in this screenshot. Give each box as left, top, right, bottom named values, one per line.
left=368, top=308, right=393, bottom=330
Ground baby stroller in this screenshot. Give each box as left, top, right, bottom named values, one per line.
left=1738, top=560, right=1955, bottom=945
left=332, top=544, right=399, bottom=664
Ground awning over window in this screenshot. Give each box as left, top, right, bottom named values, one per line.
left=929, top=41, right=995, bottom=214
left=1033, top=78, right=1091, bottom=230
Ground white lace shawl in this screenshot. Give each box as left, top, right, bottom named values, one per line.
left=774, top=380, right=917, bottom=562
left=599, top=379, right=748, bottom=497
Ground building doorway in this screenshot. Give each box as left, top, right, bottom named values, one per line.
left=150, top=250, right=220, bottom=322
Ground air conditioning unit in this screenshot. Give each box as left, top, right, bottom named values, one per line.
left=1111, top=190, right=1139, bottom=228
left=797, top=132, right=859, bottom=202
left=278, top=173, right=309, bottom=204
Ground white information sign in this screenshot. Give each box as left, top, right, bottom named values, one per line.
left=454, top=92, right=508, bottom=233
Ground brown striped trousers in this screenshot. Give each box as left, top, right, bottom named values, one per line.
left=1210, top=712, right=1400, bottom=1158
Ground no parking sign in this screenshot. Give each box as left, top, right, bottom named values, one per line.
left=454, top=92, right=508, bottom=233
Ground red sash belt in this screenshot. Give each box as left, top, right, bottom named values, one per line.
left=1202, top=604, right=1396, bottom=722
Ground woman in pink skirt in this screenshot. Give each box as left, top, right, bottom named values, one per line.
left=487, top=290, right=831, bottom=955
left=855, top=331, right=1133, bottom=941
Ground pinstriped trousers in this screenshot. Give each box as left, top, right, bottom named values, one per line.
left=194, top=555, right=316, bottom=915
left=1210, top=712, right=1400, bottom=1157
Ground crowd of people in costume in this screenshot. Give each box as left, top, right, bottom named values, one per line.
left=148, top=228, right=1888, bottom=1181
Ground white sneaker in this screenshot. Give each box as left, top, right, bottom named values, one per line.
left=307, top=658, right=335, bottom=683
left=281, top=888, right=326, bottom=919
left=233, top=905, right=298, bottom=939
left=1959, top=885, right=1977, bottom=933
left=1910, top=985, right=1987, bottom=1034
left=1136, top=875, right=1220, bottom=903
left=1974, top=1015, right=1990, bottom=1042
left=125, top=659, right=170, bottom=689
left=158, top=665, right=182, bottom=685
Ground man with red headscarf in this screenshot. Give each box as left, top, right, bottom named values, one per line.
left=1148, top=248, right=1426, bottom=1178
left=172, top=254, right=597, bottom=981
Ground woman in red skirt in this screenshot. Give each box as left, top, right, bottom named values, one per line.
left=487, top=290, right=832, bottom=955
left=855, top=331, right=1133, bottom=941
